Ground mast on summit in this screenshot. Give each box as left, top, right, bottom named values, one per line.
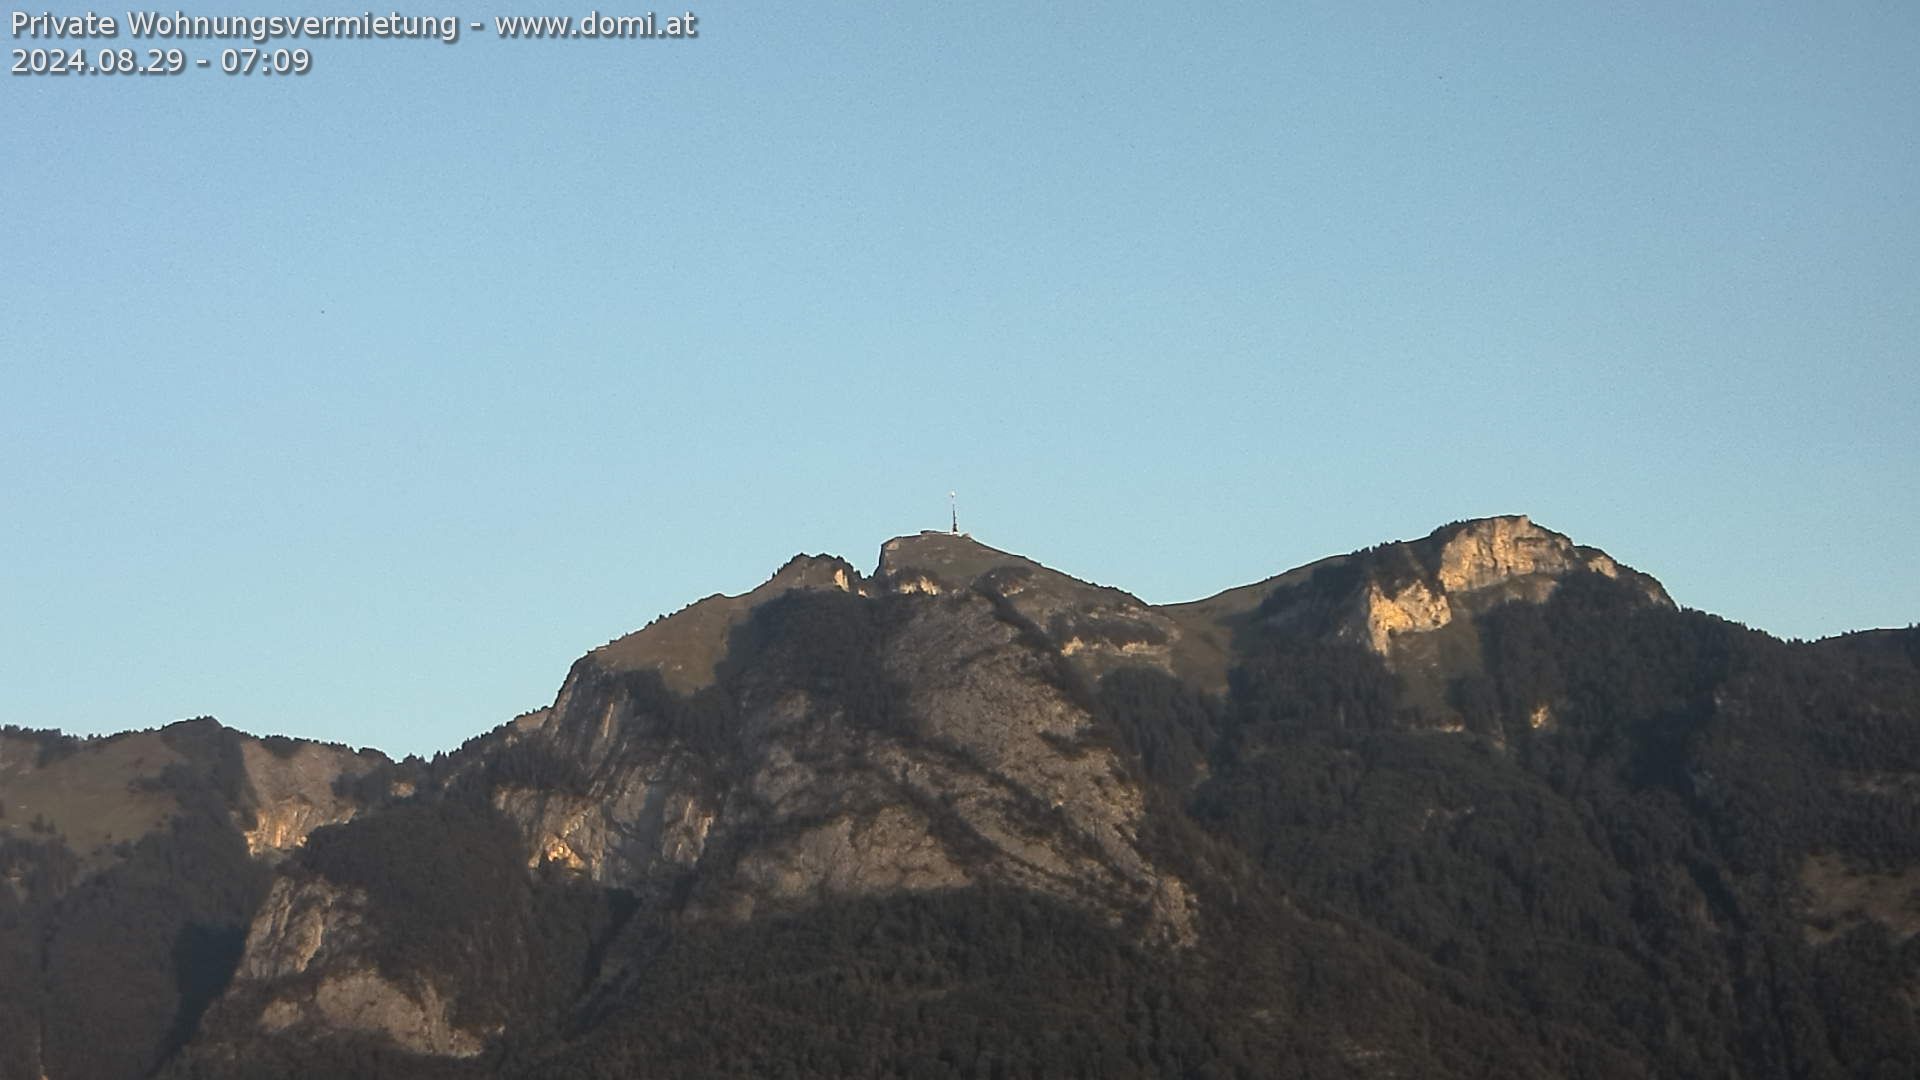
left=949, top=491, right=958, bottom=535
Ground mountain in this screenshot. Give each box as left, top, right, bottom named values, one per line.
left=4, top=516, right=1918, bottom=1078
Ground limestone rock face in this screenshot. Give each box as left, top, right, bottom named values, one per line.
left=229, top=876, right=487, bottom=1058
left=1352, top=579, right=1454, bottom=655
left=236, top=877, right=374, bottom=982
left=470, top=519, right=1659, bottom=961
left=200, top=514, right=1665, bottom=1061
left=1434, top=514, right=1599, bottom=594
left=490, top=770, right=715, bottom=887
left=489, top=543, right=1198, bottom=942
left=1245, top=515, right=1671, bottom=661
left=239, top=741, right=385, bottom=858
left=1401, top=515, right=1668, bottom=646
left=879, top=531, right=1183, bottom=682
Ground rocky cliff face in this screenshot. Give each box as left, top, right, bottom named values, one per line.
left=24, top=516, right=1920, bottom=1079
left=1379, top=514, right=1669, bottom=646
left=232, top=877, right=489, bottom=1058
left=1213, top=514, right=1670, bottom=662
left=490, top=536, right=1196, bottom=940
left=202, top=534, right=1220, bottom=1058
left=239, top=741, right=388, bottom=858
left=0, top=723, right=389, bottom=885
left=193, top=516, right=1674, bottom=1063
left=0, top=721, right=406, bottom=1080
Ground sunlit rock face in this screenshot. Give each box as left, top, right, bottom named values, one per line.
left=1392, top=514, right=1667, bottom=645
left=1234, top=515, right=1670, bottom=661
left=487, top=539, right=1198, bottom=943
left=231, top=877, right=489, bottom=1058
left=1434, top=514, right=1604, bottom=594
left=201, top=515, right=1670, bottom=1062
left=22, top=511, right=1920, bottom=1080
left=239, top=741, right=385, bottom=858
left=1351, top=578, right=1454, bottom=654
left=468, top=517, right=1660, bottom=964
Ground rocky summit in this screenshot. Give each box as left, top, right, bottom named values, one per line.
left=3, top=516, right=1919, bottom=1079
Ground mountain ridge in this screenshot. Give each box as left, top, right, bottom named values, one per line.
left=5, top=514, right=1918, bottom=1079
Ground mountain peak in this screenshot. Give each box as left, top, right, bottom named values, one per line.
left=582, top=518, right=1667, bottom=701
left=1420, top=514, right=1663, bottom=599
left=879, top=530, right=1152, bottom=604
left=874, top=530, right=1005, bottom=590
left=587, top=552, right=861, bottom=693
left=24, top=512, right=1912, bottom=1079
left=1146, top=515, right=1671, bottom=691
left=1253, top=513, right=1672, bottom=658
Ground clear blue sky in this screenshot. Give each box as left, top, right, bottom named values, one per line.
left=5, top=3, right=1916, bottom=757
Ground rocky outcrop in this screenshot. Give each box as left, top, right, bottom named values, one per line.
left=879, top=531, right=1182, bottom=682
left=236, top=877, right=375, bottom=983
left=1248, top=515, right=1671, bottom=661
left=476, top=519, right=1657, bottom=951
left=239, top=741, right=385, bottom=858
left=1350, top=578, right=1454, bottom=655
left=869, top=594, right=1197, bottom=938
left=228, top=876, right=488, bottom=1057
left=1433, top=514, right=1610, bottom=594
left=493, top=551, right=1198, bottom=942
left=196, top=514, right=1665, bottom=1061
left=490, top=778, right=714, bottom=884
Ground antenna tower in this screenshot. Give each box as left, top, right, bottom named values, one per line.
left=949, top=491, right=958, bottom=535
